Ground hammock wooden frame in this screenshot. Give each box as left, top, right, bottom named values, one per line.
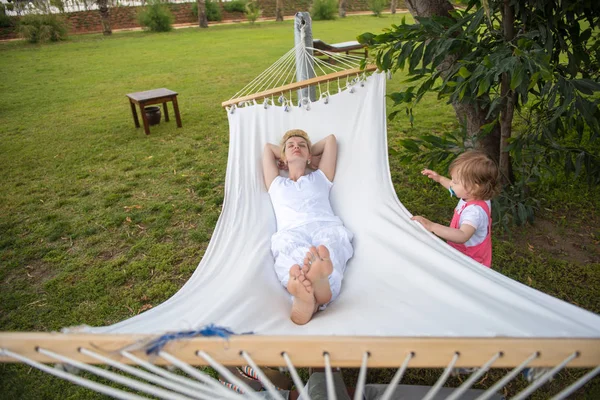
left=221, top=65, right=378, bottom=108
left=2, top=333, right=599, bottom=369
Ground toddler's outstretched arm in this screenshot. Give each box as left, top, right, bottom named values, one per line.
left=411, top=215, right=476, bottom=244
left=422, top=169, right=452, bottom=190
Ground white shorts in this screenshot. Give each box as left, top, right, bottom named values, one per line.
left=271, top=221, right=354, bottom=305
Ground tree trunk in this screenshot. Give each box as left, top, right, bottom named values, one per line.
left=339, top=0, right=346, bottom=18
left=197, top=0, right=208, bottom=28
left=498, top=0, right=515, bottom=184
left=405, top=0, right=453, bottom=18
left=276, top=0, right=284, bottom=21
left=405, top=0, right=501, bottom=164
left=390, top=0, right=397, bottom=14
left=96, top=0, right=111, bottom=36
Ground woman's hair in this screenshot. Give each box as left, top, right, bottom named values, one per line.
left=449, top=151, right=501, bottom=200
left=280, top=129, right=312, bottom=161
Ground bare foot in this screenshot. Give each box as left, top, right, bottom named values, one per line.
left=303, top=246, right=333, bottom=305
left=287, top=265, right=317, bottom=325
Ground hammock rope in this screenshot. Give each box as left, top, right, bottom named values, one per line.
left=476, top=352, right=539, bottom=400
left=158, top=351, right=241, bottom=399
left=79, top=348, right=206, bottom=400
left=353, top=352, right=370, bottom=400
left=240, top=351, right=286, bottom=400
left=226, top=24, right=369, bottom=110
left=379, top=352, right=414, bottom=400
left=197, top=350, right=265, bottom=400
left=445, top=351, right=502, bottom=400
left=512, top=352, right=578, bottom=400
left=119, top=350, right=222, bottom=399
left=282, top=351, right=311, bottom=400
left=422, top=352, right=460, bottom=400
left=38, top=347, right=190, bottom=400
left=550, top=366, right=600, bottom=400
left=323, top=352, right=337, bottom=400
left=1, top=349, right=149, bottom=400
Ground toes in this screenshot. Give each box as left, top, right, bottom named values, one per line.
left=297, top=274, right=313, bottom=292
left=302, top=256, right=311, bottom=273
left=306, top=247, right=318, bottom=263
left=316, top=245, right=331, bottom=261
left=289, top=264, right=301, bottom=279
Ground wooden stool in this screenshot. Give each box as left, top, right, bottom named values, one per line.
left=126, top=88, right=182, bottom=135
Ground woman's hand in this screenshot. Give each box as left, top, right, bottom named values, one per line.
left=310, top=154, right=321, bottom=169
left=277, top=159, right=289, bottom=171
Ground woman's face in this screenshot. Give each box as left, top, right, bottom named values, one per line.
left=284, top=136, right=310, bottom=164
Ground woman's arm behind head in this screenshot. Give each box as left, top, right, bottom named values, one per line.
left=311, top=134, right=337, bottom=182
left=263, top=143, right=281, bottom=190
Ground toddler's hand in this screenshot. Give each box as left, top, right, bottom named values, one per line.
left=412, top=216, right=434, bottom=232
left=421, top=169, right=440, bottom=182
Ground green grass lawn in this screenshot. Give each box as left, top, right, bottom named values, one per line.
left=1, top=14, right=599, bottom=399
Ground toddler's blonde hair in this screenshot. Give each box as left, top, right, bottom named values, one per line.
left=449, top=151, right=501, bottom=200
left=280, top=129, right=312, bottom=161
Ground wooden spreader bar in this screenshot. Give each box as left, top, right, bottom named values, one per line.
left=1, top=333, right=599, bottom=369
left=221, top=65, right=379, bottom=108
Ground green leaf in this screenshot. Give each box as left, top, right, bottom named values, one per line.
left=483, top=55, right=493, bottom=68
left=580, top=28, right=592, bottom=43
left=477, top=78, right=491, bottom=97
left=398, top=138, right=420, bottom=152
left=575, top=152, right=585, bottom=177
left=409, top=42, right=424, bottom=72
left=466, top=8, right=484, bottom=33
left=388, top=110, right=401, bottom=120
left=422, top=40, right=437, bottom=67
left=528, top=71, right=540, bottom=90
left=571, top=79, right=600, bottom=95
left=510, top=65, right=524, bottom=90
left=480, top=120, right=497, bottom=135
left=357, top=32, right=375, bottom=45
left=458, top=83, right=468, bottom=101
left=458, top=66, right=471, bottom=79
left=517, top=203, right=528, bottom=226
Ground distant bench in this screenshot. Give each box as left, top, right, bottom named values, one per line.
left=312, top=39, right=368, bottom=57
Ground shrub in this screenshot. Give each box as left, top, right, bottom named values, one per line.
left=245, top=0, right=261, bottom=23
left=0, top=4, right=14, bottom=28
left=368, top=0, right=387, bottom=16
left=223, top=0, right=246, bottom=13
left=18, top=13, right=68, bottom=43
left=311, top=0, right=337, bottom=21
left=138, top=0, right=174, bottom=32
left=191, top=0, right=222, bottom=22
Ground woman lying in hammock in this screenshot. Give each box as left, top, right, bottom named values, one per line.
left=263, top=129, right=354, bottom=325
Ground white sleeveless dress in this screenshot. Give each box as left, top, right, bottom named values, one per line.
left=268, top=169, right=353, bottom=305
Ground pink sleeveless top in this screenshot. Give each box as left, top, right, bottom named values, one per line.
left=447, top=200, right=493, bottom=268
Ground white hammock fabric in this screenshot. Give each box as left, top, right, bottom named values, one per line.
left=82, top=72, right=600, bottom=338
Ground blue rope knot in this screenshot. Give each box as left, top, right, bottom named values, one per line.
left=144, top=324, right=252, bottom=355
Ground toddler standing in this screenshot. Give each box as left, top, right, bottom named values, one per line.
left=411, top=151, right=500, bottom=267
